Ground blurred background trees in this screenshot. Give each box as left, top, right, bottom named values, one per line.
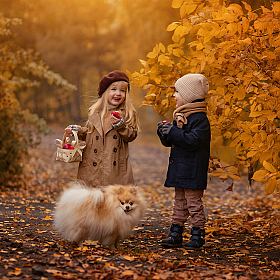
left=1, top=0, right=179, bottom=127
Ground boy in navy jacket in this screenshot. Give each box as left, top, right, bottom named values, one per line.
left=157, top=74, right=211, bottom=249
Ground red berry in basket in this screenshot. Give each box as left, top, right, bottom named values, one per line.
left=69, top=146, right=74, bottom=150
left=111, top=111, right=121, bottom=118
left=63, top=144, right=71, bottom=149
left=162, top=120, right=171, bottom=124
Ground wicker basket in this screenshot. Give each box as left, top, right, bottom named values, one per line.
left=55, top=131, right=86, bottom=163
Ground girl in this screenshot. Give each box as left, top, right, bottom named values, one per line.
left=65, top=70, right=140, bottom=187
left=157, top=73, right=211, bottom=249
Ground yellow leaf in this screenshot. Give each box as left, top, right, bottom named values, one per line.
left=228, top=4, right=243, bottom=17
left=263, top=160, right=277, bottom=173
left=45, top=216, right=52, bottom=220
left=223, top=13, right=237, bottom=23
left=159, top=42, right=165, bottom=53
left=265, top=178, right=277, bottom=194
left=14, top=268, right=21, bottom=276
left=122, top=270, right=134, bottom=276
left=137, top=75, right=149, bottom=87
left=242, top=1, right=252, bottom=12
left=228, top=174, right=243, bottom=181
left=173, top=48, right=184, bottom=57
left=248, top=11, right=258, bottom=22
left=233, top=86, right=246, bottom=100
left=228, top=166, right=239, bottom=174
left=172, top=0, right=183, bottom=9
left=123, top=256, right=135, bottom=261
left=219, top=174, right=228, bottom=179
left=147, top=51, right=158, bottom=59
left=247, top=150, right=258, bottom=158
left=174, top=25, right=187, bottom=37
left=166, top=22, right=179, bottom=32
left=227, top=22, right=238, bottom=35
left=200, top=55, right=206, bottom=71
left=252, top=170, right=268, bottom=182
left=254, top=20, right=268, bottom=31
left=230, top=135, right=241, bottom=147
left=223, top=131, right=232, bottom=138
left=242, top=17, right=249, bottom=33
left=181, top=3, right=197, bottom=18
left=273, top=2, right=280, bottom=14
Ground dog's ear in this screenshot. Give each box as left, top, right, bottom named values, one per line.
left=130, top=187, right=137, bottom=194
left=115, top=187, right=124, bottom=195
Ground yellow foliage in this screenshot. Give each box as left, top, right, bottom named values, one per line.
left=131, top=0, right=280, bottom=194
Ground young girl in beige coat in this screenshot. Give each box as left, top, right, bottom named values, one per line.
left=65, top=70, right=140, bottom=187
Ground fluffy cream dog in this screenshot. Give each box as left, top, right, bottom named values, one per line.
left=54, top=183, right=146, bottom=250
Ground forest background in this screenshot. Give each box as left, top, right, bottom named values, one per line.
left=1, top=0, right=280, bottom=194
left=1, top=0, right=180, bottom=127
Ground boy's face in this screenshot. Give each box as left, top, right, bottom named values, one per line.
left=107, top=81, right=127, bottom=107
left=173, top=91, right=184, bottom=108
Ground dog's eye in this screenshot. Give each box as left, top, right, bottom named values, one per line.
left=120, top=201, right=124, bottom=205
left=129, top=202, right=133, bottom=206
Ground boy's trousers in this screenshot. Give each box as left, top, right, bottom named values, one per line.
left=172, top=187, right=206, bottom=229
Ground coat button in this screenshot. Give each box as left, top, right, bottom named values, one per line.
left=172, top=144, right=175, bottom=149
left=170, top=159, right=174, bottom=164
left=113, top=135, right=117, bottom=139
left=113, top=161, right=117, bottom=166
left=96, top=136, right=99, bottom=140
left=113, top=148, right=117, bottom=152
left=93, top=162, right=97, bottom=166
left=94, top=149, right=98, bottom=153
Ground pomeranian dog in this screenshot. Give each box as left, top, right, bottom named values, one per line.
left=54, top=183, right=146, bottom=250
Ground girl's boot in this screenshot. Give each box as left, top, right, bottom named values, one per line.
left=184, top=226, right=205, bottom=249
left=161, top=224, right=183, bottom=248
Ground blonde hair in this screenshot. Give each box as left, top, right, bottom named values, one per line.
left=86, top=81, right=140, bottom=132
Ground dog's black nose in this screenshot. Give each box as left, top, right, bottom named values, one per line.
left=126, top=206, right=130, bottom=210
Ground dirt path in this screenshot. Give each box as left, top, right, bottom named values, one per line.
left=0, top=129, right=280, bottom=279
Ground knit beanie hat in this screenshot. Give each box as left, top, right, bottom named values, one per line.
left=98, top=70, right=130, bottom=96
left=175, top=74, right=209, bottom=104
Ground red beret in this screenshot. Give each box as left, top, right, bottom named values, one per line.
left=98, top=70, right=130, bottom=96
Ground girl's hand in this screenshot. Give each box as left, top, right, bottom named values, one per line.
left=65, top=127, right=73, bottom=134
left=110, top=114, right=121, bottom=125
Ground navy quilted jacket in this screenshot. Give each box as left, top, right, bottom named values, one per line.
left=157, top=112, right=211, bottom=190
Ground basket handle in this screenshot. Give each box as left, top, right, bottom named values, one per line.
left=62, top=130, right=79, bottom=146
left=55, top=130, right=82, bottom=149
left=61, top=132, right=68, bottom=147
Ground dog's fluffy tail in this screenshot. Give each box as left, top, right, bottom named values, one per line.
left=57, top=182, right=104, bottom=209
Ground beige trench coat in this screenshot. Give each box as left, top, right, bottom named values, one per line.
left=76, top=109, right=137, bottom=187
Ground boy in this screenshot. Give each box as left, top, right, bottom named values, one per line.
left=157, top=74, right=211, bottom=249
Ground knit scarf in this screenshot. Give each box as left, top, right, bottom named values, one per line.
left=173, top=101, right=207, bottom=128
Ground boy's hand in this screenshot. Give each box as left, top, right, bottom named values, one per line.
left=157, top=121, right=164, bottom=134
left=162, top=122, right=173, bottom=135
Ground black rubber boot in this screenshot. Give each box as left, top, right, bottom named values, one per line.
left=184, top=226, right=205, bottom=249
left=161, top=224, right=183, bottom=248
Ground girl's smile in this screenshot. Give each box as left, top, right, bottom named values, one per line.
left=108, top=81, right=127, bottom=107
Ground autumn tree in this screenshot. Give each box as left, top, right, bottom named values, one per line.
left=130, top=0, right=280, bottom=194
left=0, top=15, right=75, bottom=183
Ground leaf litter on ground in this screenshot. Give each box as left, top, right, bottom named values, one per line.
left=0, top=128, right=280, bottom=279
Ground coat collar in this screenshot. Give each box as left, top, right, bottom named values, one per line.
left=89, top=112, right=103, bottom=136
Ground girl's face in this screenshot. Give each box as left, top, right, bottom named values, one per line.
left=173, top=91, right=184, bottom=108
left=107, top=81, right=127, bottom=107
